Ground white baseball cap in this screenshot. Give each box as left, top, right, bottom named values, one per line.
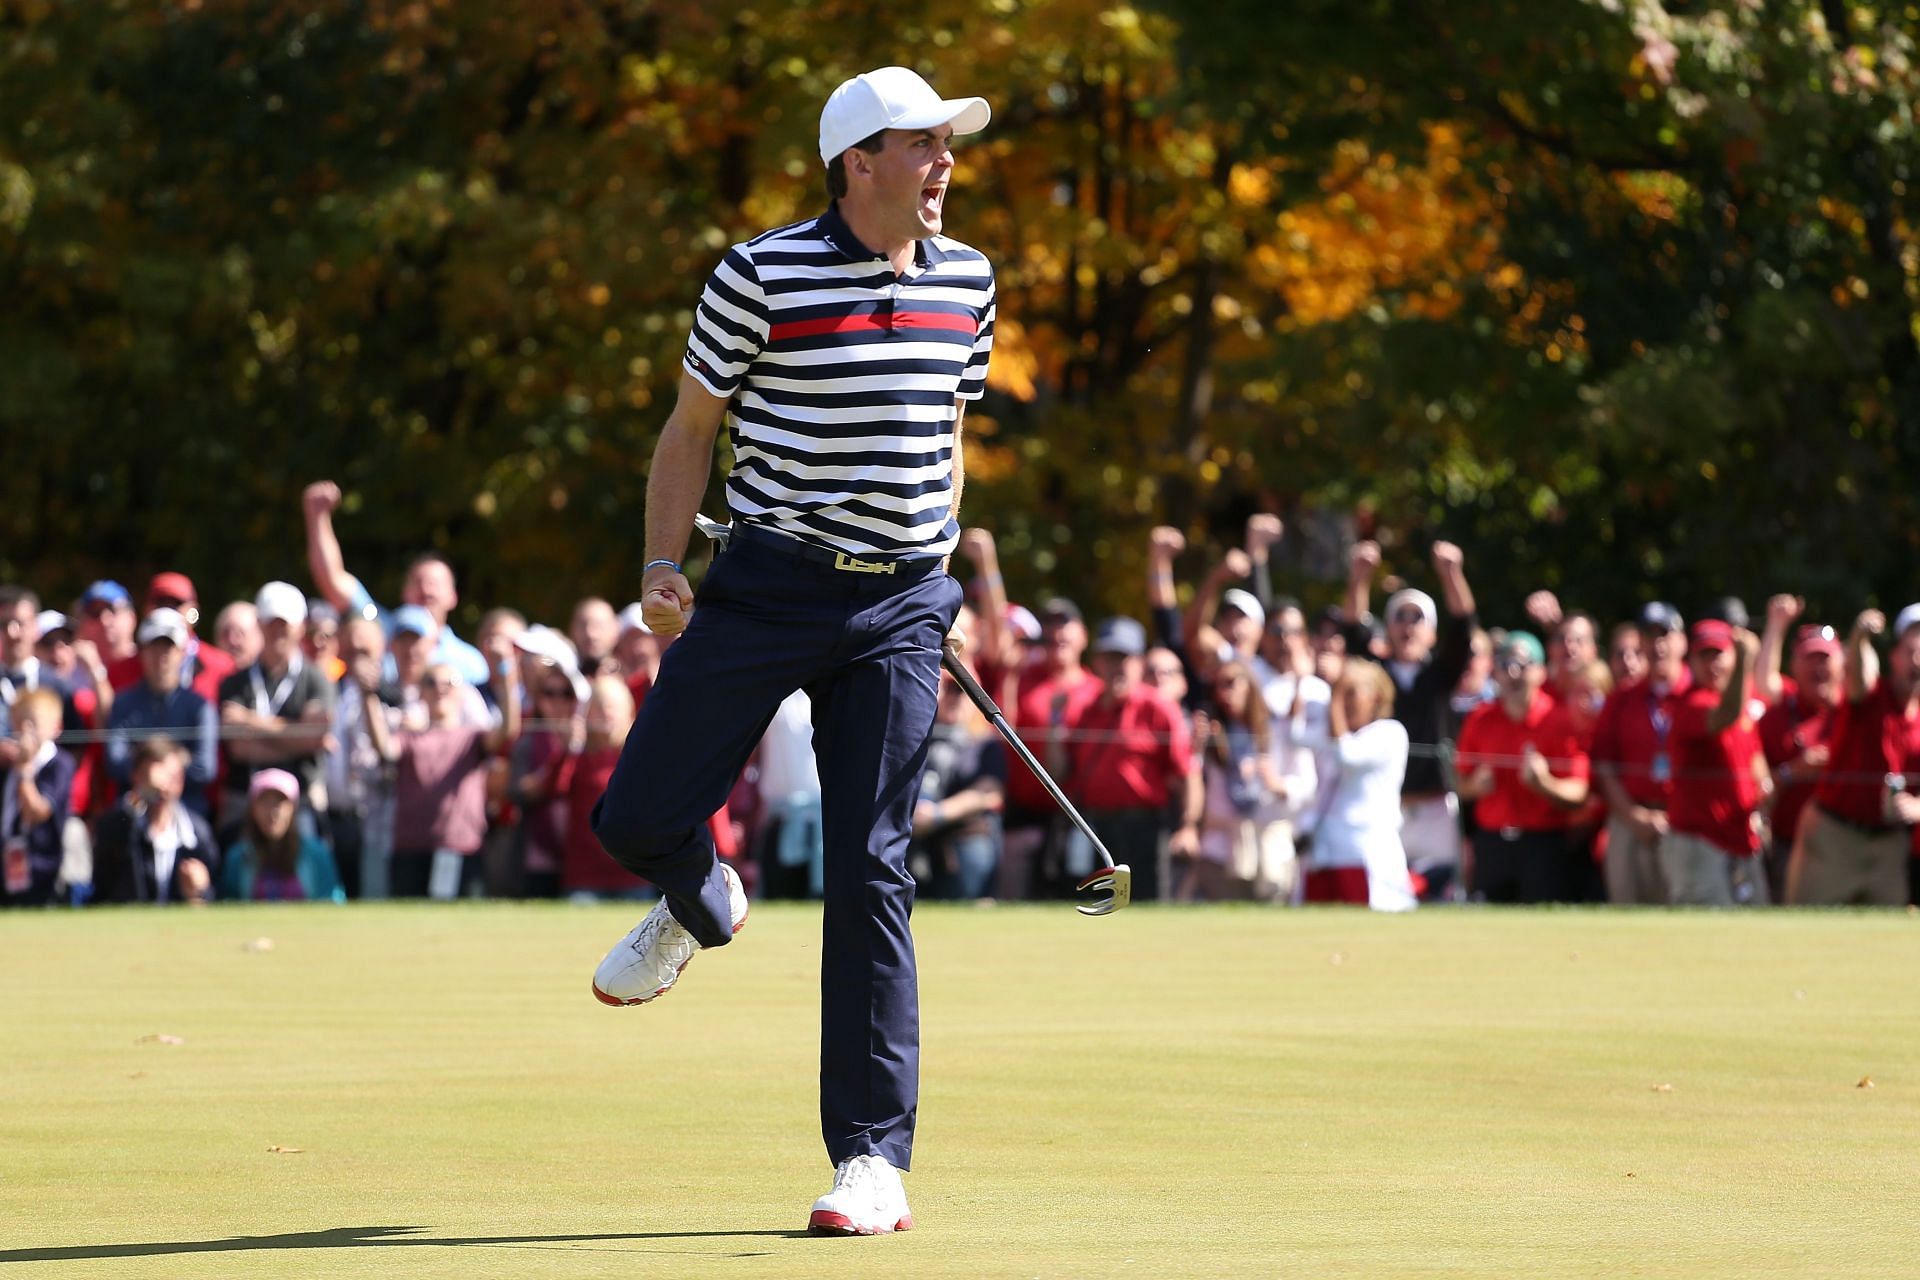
left=616, top=602, right=651, bottom=636
left=1894, top=603, right=1920, bottom=638
left=254, top=581, right=308, bottom=625
left=819, top=66, right=990, bottom=164
left=1220, top=588, right=1264, bottom=630
left=136, top=607, right=190, bottom=647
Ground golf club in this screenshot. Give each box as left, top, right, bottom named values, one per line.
left=687, top=513, right=1130, bottom=915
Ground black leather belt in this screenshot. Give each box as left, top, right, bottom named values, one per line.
left=735, top=523, right=938, bottom=577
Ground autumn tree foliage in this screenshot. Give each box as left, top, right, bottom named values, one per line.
left=2, top=0, right=1915, bottom=625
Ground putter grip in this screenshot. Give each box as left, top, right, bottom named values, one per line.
left=939, top=644, right=1118, bottom=874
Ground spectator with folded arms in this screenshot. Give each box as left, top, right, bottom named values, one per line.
left=90, top=736, right=217, bottom=905
left=106, top=609, right=218, bottom=819
left=218, top=583, right=336, bottom=831
left=220, top=769, right=345, bottom=902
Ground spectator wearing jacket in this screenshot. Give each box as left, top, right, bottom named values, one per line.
left=220, top=768, right=345, bottom=902
left=1, top=688, right=78, bottom=906
left=90, top=736, right=218, bottom=904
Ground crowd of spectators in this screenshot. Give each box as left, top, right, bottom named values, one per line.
left=5, top=485, right=1920, bottom=911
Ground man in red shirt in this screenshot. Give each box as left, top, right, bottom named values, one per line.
left=998, top=597, right=1100, bottom=899
left=1663, top=621, right=1768, bottom=905
left=1758, top=624, right=1842, bottom=900
left=1063, top=617, right=1198, bottom=903
left=1454, top=632, right=1590, bottom=903
left=1591, top=602, right=1691, bottom=904
left=1791, top=605, right=1920, bottom=906
left=107, top=572, right=236, bottom=705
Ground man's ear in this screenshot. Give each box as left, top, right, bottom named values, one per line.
left=845, top=147, right=875, bottom=182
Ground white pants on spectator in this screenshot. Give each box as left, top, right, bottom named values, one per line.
left=1398, top=793, right=1459, bottom=874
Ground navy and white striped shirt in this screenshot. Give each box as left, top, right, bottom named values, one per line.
left=684, top=203, right=996, bottom=559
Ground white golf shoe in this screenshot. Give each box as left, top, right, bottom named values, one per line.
left=807, top=1154, right=913, bottom=1236
left=590, top=863, right=748, bottom=1007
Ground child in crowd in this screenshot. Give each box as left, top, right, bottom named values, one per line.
left=2, top=689, right=78, bottom=906
left=220, top=768, right=344, bottom=902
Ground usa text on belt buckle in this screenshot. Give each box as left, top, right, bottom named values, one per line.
left=833, top=551, right=897, bottom=575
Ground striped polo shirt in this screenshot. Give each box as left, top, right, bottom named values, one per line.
left=683, top=203, right=996, bottom=559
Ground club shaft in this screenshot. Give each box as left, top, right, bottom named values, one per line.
left=940, top=646, right=1118, bottom=873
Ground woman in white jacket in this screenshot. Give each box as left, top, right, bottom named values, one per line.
left=1306, top=661, right=1418, bottom=911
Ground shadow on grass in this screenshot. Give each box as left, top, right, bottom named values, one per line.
left=0, top=1224, right=817, bottom=1264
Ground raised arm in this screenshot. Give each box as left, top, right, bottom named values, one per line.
left=1343, top=540, right=1379, bottom=624
left=1431, top=540, right=1475, bottom=620
left=1755, top=594, right=1801, bottom=707
left=640, top=371, right=733, bottom=637
left=1183, top=548, right=1251, bottom=657
left=1706, top=628, right=1758, bottom=734
left=1845, top=609, right=1883, bottom=704
left=302, top=481, right=361, bottom=615
left=481, top=635, right=522, bottom=754
left=1244, top=514, right=1283, bottom=612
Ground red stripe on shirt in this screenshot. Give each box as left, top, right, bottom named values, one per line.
left=768, top=310, right=979, bottom=342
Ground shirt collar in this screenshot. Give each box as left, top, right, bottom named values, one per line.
left=818, top=203, right=945, bottom=269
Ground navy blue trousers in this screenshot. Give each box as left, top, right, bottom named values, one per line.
left=592, top=528, right=962, bottom=1172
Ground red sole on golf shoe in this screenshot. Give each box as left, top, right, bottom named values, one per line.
left=590, top=899, right=749, bottom=1007
left=807, top=1211, right=913, bottom=1236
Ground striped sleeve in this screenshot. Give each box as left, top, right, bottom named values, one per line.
left=957, top=279, right=995, bottom=401
left=684, top=246, right=770, bottom=396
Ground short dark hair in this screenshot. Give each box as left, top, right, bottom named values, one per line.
left=133, top=734, right=187, bottom=771
left=405, top=552, right=455, bottom=580
left=0, top=584, right=39, bottom=614
left=826, top=129, right=889, bottom=200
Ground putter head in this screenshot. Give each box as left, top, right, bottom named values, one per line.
left=692, top=513, right=733, bottom=549
left=1074, top=864, right=1132, bottom=916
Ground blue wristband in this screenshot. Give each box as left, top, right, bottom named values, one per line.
left=643, top=558, right=683, bottom=576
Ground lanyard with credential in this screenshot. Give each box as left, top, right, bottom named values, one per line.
left=1648, top=686, right=1673, bottom=785
left=250, top=656, right=302, bottom=718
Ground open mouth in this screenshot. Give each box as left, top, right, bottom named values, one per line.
left=920, top=184, right=945, bottom=218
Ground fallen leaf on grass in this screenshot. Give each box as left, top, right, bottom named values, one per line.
left=1329, top=952, right=1345, bottom=966
left=242, top=937, right=275, bottom=953
left=136, top=1034, right=184, bottom=1046
left=126, top=1072, right=146, bottom=1080
left=1651, top=1083, right=1673, bottom=1093
left=1625, top=1172, right=1636, bottom=1178
left=1857, top=1077, right=1874, bottom=1089
left=266, top=1146, right=304, bottom=1154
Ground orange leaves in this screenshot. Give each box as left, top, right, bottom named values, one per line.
left=1260, top=125, right=1499, bottom=328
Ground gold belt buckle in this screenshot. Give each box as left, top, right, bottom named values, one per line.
left=832, top=551, right=897, bottom=575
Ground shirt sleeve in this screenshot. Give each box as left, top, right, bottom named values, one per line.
left=684, top=246, right=770, bottom=396
left=957, top=279, right=996, bottom=401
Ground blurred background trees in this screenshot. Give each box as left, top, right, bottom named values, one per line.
left=2, top=0, right=1915, bottom=628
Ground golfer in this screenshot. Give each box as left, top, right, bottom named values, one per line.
left=587, top=67, right=995, bottom=1237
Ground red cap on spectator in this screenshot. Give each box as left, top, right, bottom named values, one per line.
left=1794, top=624, right=1841, bottom=658
left=148, top=571, right=197, bottom=607
left=1690, top=619, right=1734, bottom=652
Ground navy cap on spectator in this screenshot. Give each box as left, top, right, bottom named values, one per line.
left=1702, top=595, right=1750, bottom=630
left=1637, top=602, right=1684, bottom=634
left=392, top=604, right=437, bottom=638
left=1092, top=616, right=1147, bottom=657
left=80, top=580, right=132, bottom=611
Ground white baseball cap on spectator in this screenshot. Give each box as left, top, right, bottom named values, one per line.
left=1893, top=603, right=1920, bottom=638
left=36, top=610, right=71, bottom=639
left=1385, top=588, right=1438, bottom=630
left=136, top=608, right=190, bottom=648
left=255, top=581, right=308, bottom=626
left=1005, top=603, right=1041, bottom=644
left=1220, top=588, right=1264, bottom=630
left=616, top=603, right=651, bottom=636
left=513, top=624, right=577, bottom=666
left=819, top=66, right=991, bottom=164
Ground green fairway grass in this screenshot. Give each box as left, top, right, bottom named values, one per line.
left=3, top=904, right=1916, bottom=1278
